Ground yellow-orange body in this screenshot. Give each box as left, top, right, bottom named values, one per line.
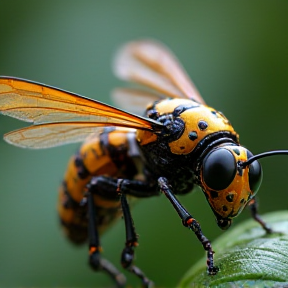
left=58, top=98, right=242, bottom=243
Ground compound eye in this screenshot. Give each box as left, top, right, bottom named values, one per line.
left=203, top=148, right=236, bottom=190
left=247, top=151, right=262, bottom=194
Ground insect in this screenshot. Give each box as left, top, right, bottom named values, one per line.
left=0, top=40, right=287, bottom=288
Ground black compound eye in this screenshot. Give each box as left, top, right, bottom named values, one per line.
left=247, top=151, right=262, bottom=194
left=203, top=148, right=236, bottom=190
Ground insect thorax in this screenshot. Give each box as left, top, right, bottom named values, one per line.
left=136, top=98, right=239, bottom=194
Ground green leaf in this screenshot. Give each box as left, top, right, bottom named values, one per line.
left=178, top=211, right=288, bottom=288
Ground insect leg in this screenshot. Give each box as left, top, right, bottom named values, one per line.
left=158, top=177, right=219, bottom=275
left=84, top=176, right=157, bottom=286
left=87, top=176, right=159, bottom=198
left=120, top=193, right=153, bottom=288
left=86, top=191, right=126, bottom=288
left=248, top=198, right=273, bottom=233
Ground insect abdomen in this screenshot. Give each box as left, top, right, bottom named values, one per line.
left=58, top=129, right=139, bottom=244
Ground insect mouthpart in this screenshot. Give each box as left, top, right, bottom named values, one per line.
left=216, top=217, right=232, bottom=230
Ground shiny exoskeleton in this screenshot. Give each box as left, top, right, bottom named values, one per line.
left=0, top=40, right=282, bottom=288
left=58, top=96, right=263, bottom=282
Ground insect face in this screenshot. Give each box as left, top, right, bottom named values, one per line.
left=200, top=145, right=262, bottom=229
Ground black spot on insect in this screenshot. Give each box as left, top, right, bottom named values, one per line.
left=211, top=111, right=218, bottom=117
left=240, top=198, right=245, bottom=204
left=226, top=194, right=234, bottom=202
left=198, top=120, right=208, bottom=131
left=210, top=190, right=218, bottom=198
left=233, top=148, right=240, bottom=155
left=180, top=146, right=185, bottom=150
left=188, top=131, right=198, bottom=141
left=222, top=205, right=228, bottom=212
left=173, top=104, right=199, bottom=117
left=74, top=154, right=90, bottom=179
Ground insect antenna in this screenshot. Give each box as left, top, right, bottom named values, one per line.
left=241, top=150, right=288, bottom=167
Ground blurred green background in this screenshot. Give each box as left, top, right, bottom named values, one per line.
left=0, top=1, right=288, bottom=287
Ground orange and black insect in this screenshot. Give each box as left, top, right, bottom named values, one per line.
left=0, top=40, right=287, bottom=287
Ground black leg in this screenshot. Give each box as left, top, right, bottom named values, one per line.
left=248, top=198, right=273, bottom=234
left=86, top=191, right=126, bottom=287
left=83, top=176, right=157, bottom=287
left=158, top=177, right=219, bottom=275
left=87, top=175, right=159, bottom=198
left=120, top=193, right=153, bottom=288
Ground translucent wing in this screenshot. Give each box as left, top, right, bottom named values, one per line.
left=114, top=40, right=205, bottom=104
left=0, top=77, right=162, bottom=148
left=4, top=122, right=136, bottom=149
left=111, top=88, right=163, bottom=115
